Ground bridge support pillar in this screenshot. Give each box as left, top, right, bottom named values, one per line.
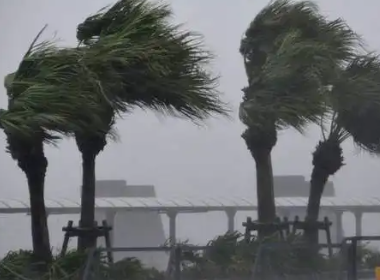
left=167, top=211, right=177, bottom=245
left=335, top=210, right=343, bottom=243
left=354, top=211, right=362, bottom=236
left=225, top=209, right=237, bottom=232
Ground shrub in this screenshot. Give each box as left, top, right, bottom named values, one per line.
left=0, top=250, right=97, bottom=280
left=357, top=244, right=380, bottom=269
left=0, top=249, right=165, bottom=280
left=3, top=233, right=380, bottom=280
left=181, top=231, right=342, bottom=278
left=50, top=250, right=88, bottom=279
left=0, top=250, right=37, bottom=279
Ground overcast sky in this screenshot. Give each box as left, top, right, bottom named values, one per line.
left=1, top=0, right=380, bottom=199
left=1, top=0, right=380, bottom=252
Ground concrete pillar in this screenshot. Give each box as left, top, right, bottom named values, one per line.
left=335, top=210, right=343, bottom=243
left=167, top=211, right=177, bottom=245
left=354, top=211, right=363, bottom=237
left=225, top=209, right=237, bottom=232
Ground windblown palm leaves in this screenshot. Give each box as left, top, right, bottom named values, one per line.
left=333, top=56, right=380, bottom=153
left=304, top=54, right=380, bottom=246
left=4, top=33, right=114, bottom=138
left=76, top=0, right=228, bottom=122
left=316, top=55, right=380, bottom=145
left=3, top=0, right=229, bottom=256
left=239, top=0, right=362, bottom=131
left=4, top=0, right=230, bottom=136
left=240, top=31, right=337, bottom=130
left=239, top=0, right=364, bottom=228
left=72, top=0, right=229, bottom=251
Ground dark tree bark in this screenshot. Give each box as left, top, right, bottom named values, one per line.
left=242, top=125, right=277, bottom=237
left=305, top=138, right=343, bottom=245
left=305, top=166, right=329, bottom=245
left=254, top=149, right=276, bottom=225
left=76, top=133, right=107, bottom=251
left=9, top=135, right=52, bottom=264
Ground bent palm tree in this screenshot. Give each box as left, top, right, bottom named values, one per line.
left=3, top=29, right=138, bottom=261
left=239, top=0, right=360, bottom=233
left=75, top=0, right=229, bottom=250
left=305, top=55, right=380, bottom=244
left=4, top=73, right=102, bottom=265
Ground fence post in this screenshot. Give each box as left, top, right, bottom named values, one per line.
left=347, top=239, right=358, bottom=280
left=174, top=246, right=181, bottom=280
left=351, top=239, right=358, bottom=280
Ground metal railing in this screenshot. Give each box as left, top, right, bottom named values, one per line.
left=81, top=238, right=380, bottom=280
left=83, top=245, right=210, bottom=280
left=343, top=235, right=380, bottom=280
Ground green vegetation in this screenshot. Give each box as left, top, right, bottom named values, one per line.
left=2, top=0, right=380, bottom=276
left=3, top=0, right=228, bottom=263
left=2, top=232, right=380, bottom=280
left=239, top=0, right=380, bottom=241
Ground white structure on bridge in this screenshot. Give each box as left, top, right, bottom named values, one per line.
left=0, top=178, right=377, bottom=269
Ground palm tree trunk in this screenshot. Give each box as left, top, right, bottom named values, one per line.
left=7, top=132, right=52, bottom=264
left=76, top=129, right=108, bottom=251
left=242, top=127, right=277, bottom=238
left=305, top=138, right=344, bottom=246
left=254, top=150, right=276, bottom=234
left=305, top=166, right=329, bottom=245
left=23, top=151, right=52, bottom=264
left=78, top=151, right=97, bottom=250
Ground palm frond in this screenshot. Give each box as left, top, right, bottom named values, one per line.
left=333, top=55, right=380, bottom=154
left=6, top=0, right=229, bottom=141
left=5, top=33, right=112, bottom=137
left=240, top=0, right=362, bottom=131
left=320, top=112, right=350, bottom=144
left=77, top=0, right=172, bottom=44
left=77, top=0, right=230, bottom=122
left=241, top=0, right=361, bottom=66
left=240, top=30, right=334, bottom=131
left=331, top=55, right=380, bottom=109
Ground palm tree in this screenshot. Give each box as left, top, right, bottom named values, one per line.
left=74, top=0, right=229, bottom=250
left=239, top=0, right=360, bottom=233
left=3, top=27, right=144, bottom=262
left=4, top=66, right=102, bottom=265
left=305, top=55, right=380, bottom=244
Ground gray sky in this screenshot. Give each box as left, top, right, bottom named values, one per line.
left=1, top=0, right=380, bottom=199
left=1, top=0, right=380, bottom=251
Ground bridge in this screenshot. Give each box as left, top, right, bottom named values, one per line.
left=1, top=195, right=380, bottom=245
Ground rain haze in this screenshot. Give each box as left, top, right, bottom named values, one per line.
left=0, top=0, right=380, bottom=255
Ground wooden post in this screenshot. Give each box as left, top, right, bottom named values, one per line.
left=242, top=217, right=292, bottom=242
left=283, top=217, right=290, bottom=237
left=292, top=216, right=300, bottom=235
left=291, top=216, right=333, bottom=255
left=243, top=217, right=253, bottom=242
left=102, top=220, right=113, bottom=263
left=275, top=217, right=284, bottom=240
left=60, top=220, right=113, bottom=263
left=60, top=220, right=73, bottom=257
